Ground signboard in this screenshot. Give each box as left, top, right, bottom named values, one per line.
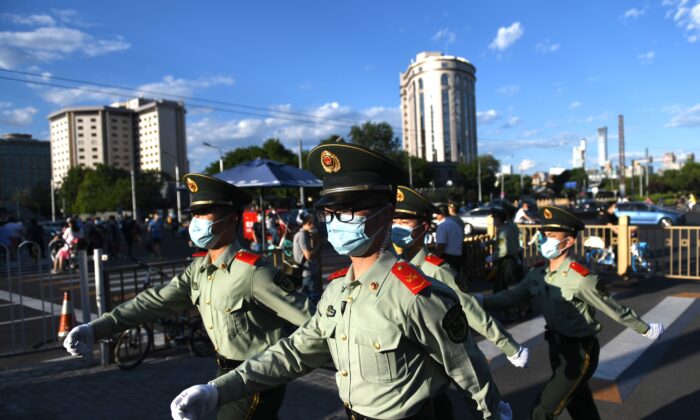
left=564, top=181, right=577, bottom=189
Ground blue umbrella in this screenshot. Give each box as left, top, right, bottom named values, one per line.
left=214, top=158, right=322, bottom=250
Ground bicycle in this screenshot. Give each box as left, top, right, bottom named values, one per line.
left=113, top=259, right=215, bottom=370
left=583, top=235, right=656, bottom=275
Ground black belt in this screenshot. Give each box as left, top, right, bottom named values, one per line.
left=216, top=354, right=243, bottom=370
left=344, top=399, right=434, bottom=420
left=544, top=327, right=594, bottom=344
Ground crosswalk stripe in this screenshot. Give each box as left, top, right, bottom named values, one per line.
left=477, top=315, right=546, bottom=369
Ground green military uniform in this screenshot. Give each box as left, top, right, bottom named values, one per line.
left=90, top=173, right=314, bottom=420
left=207, top=144, right=507, bottom=419
left=483, top=206, right=651, bottom=420
left=490, top=207, right=521, bottom=294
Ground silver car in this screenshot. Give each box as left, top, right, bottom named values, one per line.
left=459, top=207, right=493, bottom=235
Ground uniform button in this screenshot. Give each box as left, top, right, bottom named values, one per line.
left=225, top=307, right=231, bottom=312
left=205, top=300, right=210, bottom=305
left=373, top=342, right=381, bottom=350
left=340, top=334, right=347, bottom=341
left=340, top=369, right=348, bottom=377
left=208, top=324, right=213, bottom=329
left=207, top=275, right=213, bottom=280
left=220, top=263, right=227, bottom=269
left=346, top=297, right=353, bottom=303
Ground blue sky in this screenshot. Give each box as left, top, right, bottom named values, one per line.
left=1, top=0, right=699, bottom=174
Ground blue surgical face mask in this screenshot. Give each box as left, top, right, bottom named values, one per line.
left=391, top=224, right=422, bottom=250
left=540, top=236, right=569, bottom=260
left=326, top=207, right=386, bottom=257
left=188, top=215, right=230, bottom=250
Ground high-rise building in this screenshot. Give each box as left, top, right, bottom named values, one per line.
left=0, top=133, right=50, bottom=200
left=48, top=98, right=188, bottom=187
left=572, top=139, right=587, bottom=168
left=400, top=52, right=477, bottom=164
left=597, top=127, right=608, bottom=169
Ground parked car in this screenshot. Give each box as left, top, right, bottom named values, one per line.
left=571, top=199, right=606, bottom=219
left=615, top=202, right=686, bottom=226
left=459, top=207, right=495, bottom=235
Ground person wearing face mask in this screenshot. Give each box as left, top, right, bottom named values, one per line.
left=392, top=186, right=528, bottom=373
left=63, top=173, right=314, bottom=420
left=477, top=206, right=664, bottom=420
left=170, top=144, right=512, bottom=420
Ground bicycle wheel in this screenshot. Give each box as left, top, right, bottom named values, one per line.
left=114, top=324, right=152, bottom=370
left=189, top=318, right=215, bottom=357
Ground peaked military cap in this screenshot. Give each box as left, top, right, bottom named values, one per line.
left=539, top=206, right=585, bottom=233
left=182, top=173, right=252, bottom=212
left=307, top=143, right=409, bottom=208
left=395, top=186, right=438, bottom=221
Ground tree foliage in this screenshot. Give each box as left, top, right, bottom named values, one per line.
left=456, top=155, right=501, bottom=202
left=204, top=139, right=299, bottom=174
left=349, top=122, right=400, bottom=155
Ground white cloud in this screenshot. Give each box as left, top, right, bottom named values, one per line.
left=621, top=8, right=646, bottom=21
left=479, top=131, right=581, bottom=151
left=488, top=22, right=524, bottom=51
left=0, top=101, right=12, bottom=108
left=496, top=85, right=520, bottom=96
left=432, top=28, right=456, bottom=45
left=38, top=75, right=234, bottom=106
left=477, top=109, right=500, bottom=124
left=186, top=102, right=401, bottom=171
left=535, top=39, right=560, bottom=53
left=553, top=81, right=567, bottom=94
left=1, top=13, right=57, bottom=26
left=666, top=103, right=700, bottom=127
left=0, top=105, right=37, bottom=126
left=663, top=0, right=700, bottom=42
left=637, top=50, right=655, bottom=63
left=500, top=116, right=521, bottom=129
left=0, top=24, right=129, bottom=69
left=569, top=101, right=581, bottom=109
left=519, top=159, right=536, bottom=171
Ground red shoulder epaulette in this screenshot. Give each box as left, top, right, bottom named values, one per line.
left=425, top=254, right=445, bottom=267
left=569, top=261, right=591, bottom=277
left=327, top=266, right=349, bottom=282
left=391, top=262, right=431, bottom=295
left=236, top=250, right=261, bottom=266
left=191, top=251, right=208, bottom=258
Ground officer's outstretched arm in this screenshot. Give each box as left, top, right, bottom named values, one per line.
left=482, top=273, right=533, bottom=311
left=208, top=311, right=331, bottom=405
left=89, top=264, right=195, bottom=340
left=407, top=287, right=504, bottom=419
left=251, top=265, right=315, bottom=326
left=462, top=293, right=521, bottom=358
left=577, top=275, right=649, bottom=334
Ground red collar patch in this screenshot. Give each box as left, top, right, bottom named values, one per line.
left=235, top=250, right=261, bottom=266
left=392, top=262, right=431, bottom=295
left=191, top=251, right=208, bottom=258
left=327, top=266, right=349, bottom=282
left=569, top=261, right=591, bottom=277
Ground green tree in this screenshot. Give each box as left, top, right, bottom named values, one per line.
left=457, top=155, right=500, bottom=202
left=349, top=121, right=400, bottom=154
left=318, top=134, right=346, bottom=145
left=204, top=138, right=299, bottom=174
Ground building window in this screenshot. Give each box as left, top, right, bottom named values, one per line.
left=442, top=88, right=451, bottom=161
left=79, top=148, right=84, bottom=152
left=441, top=63, right=448, bottom=68
left=77, top=119, right=83, bottom=122
left=92, top=155, right=98, bottom=159
left=90, top=118, right=96, bottom=122
left=78, top=133, right=84, bottom=137
left=418, top=78, right=423, bottom=90
left=441, top=74, right=449, bottom=86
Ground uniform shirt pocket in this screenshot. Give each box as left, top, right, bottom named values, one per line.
left=354, top=328, right=407, bottom=383
left=212, top=295, right=248, bottom=337
left=318, top=317, right=339, bottom=366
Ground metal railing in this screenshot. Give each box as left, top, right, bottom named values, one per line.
left=665, top=226, right=700, bottom=279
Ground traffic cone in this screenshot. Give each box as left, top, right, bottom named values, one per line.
left=57, top=291, right=76, bottom=339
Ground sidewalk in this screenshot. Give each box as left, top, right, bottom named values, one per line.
left=0, top=349, right=346, bottom=419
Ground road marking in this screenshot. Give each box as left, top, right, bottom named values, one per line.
left=477, top=315, right=546, bottom=369
left=0, top=314, right=52, bottom=326
left=591, top=296, right=699, bottom=403
left=0, top=289, right=98, bottom=323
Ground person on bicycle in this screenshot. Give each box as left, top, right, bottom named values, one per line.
left=63, top=173, right=315, bottom=419
left=52, top=218, right=82, bottom=274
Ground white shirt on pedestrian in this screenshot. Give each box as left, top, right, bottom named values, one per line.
left=436, top=217, right=463, bottom=256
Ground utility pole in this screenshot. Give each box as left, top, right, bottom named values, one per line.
left=50, top=181, right=56, bottom=222
left=175, top=164, right=182, bottom=223
left=408, top=154, right=413, bottom=187
left=477, top=156, right=482, bottom=203
left=298, top=139, right=305, bottom=207
left=645, top=147, right=650, bottom=191
left=130, top=169, right=137, bottom=220
left=618, top=115, right=626, bottom=198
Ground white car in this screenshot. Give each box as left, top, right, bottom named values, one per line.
left=459, top=207, right=494, bottom=235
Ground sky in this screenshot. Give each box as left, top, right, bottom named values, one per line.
left=1, top=0, right=699, bottom=174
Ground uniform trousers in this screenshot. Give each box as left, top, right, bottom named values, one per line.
left=215, top=367, right=287, bottom=420
left=532, top=330, right=601, bottom=420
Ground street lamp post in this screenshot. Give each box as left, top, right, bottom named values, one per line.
left=162, top=150, right=182, bottom=223
left=203, top=142, right=224, bottom=173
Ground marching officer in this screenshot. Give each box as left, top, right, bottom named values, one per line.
left=170, top=144, right=512, bottom=419
left=486, top=204, right=521, bottom=294
left=391, top=186, right=529, bottom=369
left=478, top=206, right=664, bottom=419
left=63, top=173, right=315, bottom=419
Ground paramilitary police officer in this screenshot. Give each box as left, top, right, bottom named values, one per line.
left=477, top=206, right=664, bottom=420
left=485, top=204, right=521, bottom=295
left=63, top=173, right=314, bottom=419
left=391, top=186, right=529, bottom=370
left=170, top=144, right=512, bottom=420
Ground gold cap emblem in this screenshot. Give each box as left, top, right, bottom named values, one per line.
left=186, top=178, right=199, bottom=193
left=396, top=189, right=405, bottom=202
left=320, top=150, right=341, bottom=173
left=543, top=208, right=553, bottom=219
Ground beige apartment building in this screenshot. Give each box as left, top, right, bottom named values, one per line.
left=400, top=51, right=478, bottom=164
left=48, top=98, right=188, bottom=187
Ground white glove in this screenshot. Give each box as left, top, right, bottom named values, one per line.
left=171, top=383, right=219, bottom=420
left=507, top=346, right=529, bottom=368
left=643, top=323, right=664, bottom=340
left=485, top=255, right=494, bottom=263
left=498, top=400, right=513, bottom=420
left=63, top=324, right=94, bottom=357
left=473, top=293, right=484, bottom=305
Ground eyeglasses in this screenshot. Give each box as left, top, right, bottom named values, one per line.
left=315, top=206, right=385, bottom=224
